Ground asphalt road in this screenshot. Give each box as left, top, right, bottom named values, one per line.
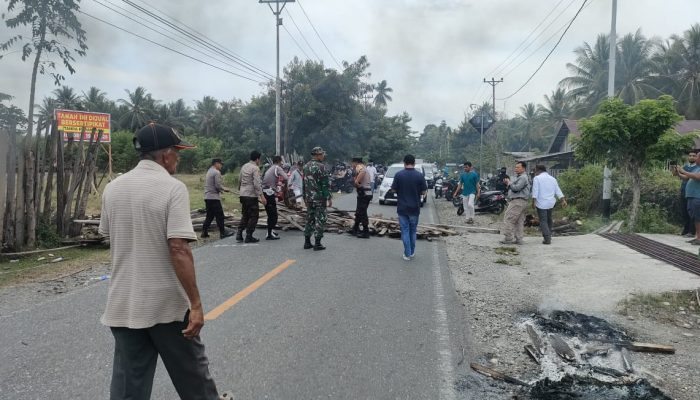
left=0, top=191, right=470, bottom=399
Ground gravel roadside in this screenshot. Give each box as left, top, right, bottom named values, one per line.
left=435, top=197, right=700, bottom=400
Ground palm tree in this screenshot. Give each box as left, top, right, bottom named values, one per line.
left=538, top=88, right=573, bottom=128
left=560, top=34, right=610, bottom=116
left=658, top=24, right=700, bottom=119
left=194, top=96, right=219, bottom=136
left=118, top=87, right=157, bottom=131
left=81, top=87, right=108, bottom=112
left=36, top=97, right=59, bottom=130
left=52, top=86, right=81, bottom=111
left=373, top=80, right=393, bottom=108
left=518, top=103, right=540, bottom=151
left=615, top=30, right=661, bottom=105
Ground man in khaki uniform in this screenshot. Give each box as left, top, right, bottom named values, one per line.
left=501, top=161, right=531, bottom=245
left=99, top=123, right=223, bottom=400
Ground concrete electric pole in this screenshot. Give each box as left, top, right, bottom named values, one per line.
left=603, top=0, right=617, bottom=220
left=484, top=77, right=503, bottom=169
left=260, top=0, right=295, bottom=156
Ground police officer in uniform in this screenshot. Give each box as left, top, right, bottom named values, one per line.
left=303, top=147, right=332, bottom=250
left=350, top=157, right=372, bottom=238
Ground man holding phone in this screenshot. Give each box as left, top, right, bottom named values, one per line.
left=673, top=151, right=697, bottom=237
left=676, top=151, right=700, bottom=245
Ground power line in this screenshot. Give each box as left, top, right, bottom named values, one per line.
left=282, top=24, right=312, bottom=60
left=284, top=8, right=322, bottom=61
left=498, top=0, right=589, bottom=100
left=468, top=0, right=576, bottom=107
left=78, top=10, right=264, bottom=83
left=296, top=0, right=342, bottom=68
left=91, top=0, right=266, bottom=81
left=485, top=0, right=568, bottom=78
left=124, top=0, right=274, bottom=80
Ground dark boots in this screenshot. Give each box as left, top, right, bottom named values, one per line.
left=348, top=223, right=359, bottom=236
left=303, top=236, right=313, bottom=249
left=313, top=237, right=326, bottom=251
left=543, top=236, right=551, bottom=245
left=357, top=227, right=370, bottom=239
left=236, top=228, right=244, bottom=242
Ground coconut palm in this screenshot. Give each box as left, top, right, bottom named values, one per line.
left=35, top=97, right=59, bottom=130
left=538, top=88, right=573, bottom=128
left=52, top=86, right=81, bottom=111
left=373, top=80, right=393, bottom=108
left=81, top=87, right=109, bottom=112
left=658, top=24, right=700, bottom=119
left=560, top=34, right=610, bottom=116
left=194, top=96, right=219, bottom=136
left=118, top=87, right=157, bottom=131
left=615, top=30, right=662, bottom=105
left=518, top=103, right=541, bottom=151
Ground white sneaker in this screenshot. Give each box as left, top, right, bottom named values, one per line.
left=402, top=255, right=411, bottom=261
left=410, top=253, right=415, bottom=259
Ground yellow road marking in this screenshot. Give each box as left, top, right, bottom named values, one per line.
left=204, top=259, right=296, bottom=321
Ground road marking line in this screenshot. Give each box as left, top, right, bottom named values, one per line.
left=204, top=259, right=296, bottom=321
left=430, top=203, right=456, bottom=399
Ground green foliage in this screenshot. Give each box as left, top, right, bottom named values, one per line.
left=97, top=130, right=139, bottom=173
left=177, top=136, right=223, bottom=174
left=614, top=167, right=683, bottom=224
left=36, top=219, right=61, bottom=248
left=558, top=165, right=604, bottom=213
left=613, top=203, right=679, bottom=234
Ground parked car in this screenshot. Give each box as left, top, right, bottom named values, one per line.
left=378, top=163, right=427, bottom=206
left=419, top=163, right=435, bottom=189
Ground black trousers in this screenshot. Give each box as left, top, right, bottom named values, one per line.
left=536, top=207, right=553, bottom=238
left=109, top=312, right=219, bottom=400
left=354, top=192, right=373, bottom=229
left=681, top=194, right=696, bottom=235
left=264, top=193, right=278, bottom=234
left=239, top=196, right=259, bottom=235
left=202, top=199, right=225, bottom=235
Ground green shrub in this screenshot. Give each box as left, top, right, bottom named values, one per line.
left=613, top=203, right=679, bottom=234
left=558, top=164, right=604, bottom=214
left=36, top=219, right=62, bottom=248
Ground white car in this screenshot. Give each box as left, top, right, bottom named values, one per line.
left=378, top=163, right=428, bottom=206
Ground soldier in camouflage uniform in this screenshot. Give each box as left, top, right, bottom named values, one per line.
left=303, top=146, right=332, bottom=250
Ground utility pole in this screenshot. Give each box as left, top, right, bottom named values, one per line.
left=260, top=0, right=295, bottom=155
left=603, top=0, right=617, bottom=220
left=484, top=77, right=503, bottom=170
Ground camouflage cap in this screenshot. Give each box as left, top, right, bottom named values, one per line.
left=311, top=146, right=326, bottom=155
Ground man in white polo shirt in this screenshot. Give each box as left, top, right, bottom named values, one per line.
left=531, top=164, right=567, bottom=245
left=99, top=123, right=222, bottom=400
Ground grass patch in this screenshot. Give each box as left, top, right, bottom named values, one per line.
left=0, top=246, right=110, bottom=287
left=495, top=258, right=521, bottom=266
left=618, top=289, right=700, bottom=328
left=495, top=246, right=519, bottom=255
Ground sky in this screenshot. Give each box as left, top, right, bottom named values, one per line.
left=1, top=0, right=700, bottom=133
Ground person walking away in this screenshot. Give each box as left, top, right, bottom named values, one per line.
left=237, top=150, right=266, bottom=243
left=453, top=161, right=480, bottom=224
left=99, top=123, right=223, bottom=400
left=391, top=154, right=428, bottom=261
left=676, top=160, right=700, bottom=245
left=366, top=162, right=378, bottom=195
left=501, top=161, right=531, bottom=245
left=262, top=155, right=288, bottom=240
left=674, top=151, right=697, bottom=237
left=350, top=157, right=373, bottom=238
left=531, top=165, right=566, bottom=245
left=202, top=158, right=233, bottom=239
left=303, top=147, right=332, bottom=250
left=289, top=161, right=304, bottom=209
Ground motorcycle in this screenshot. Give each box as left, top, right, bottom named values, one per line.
left=330, top=174, right=355, bottom=193
left=434, top=177, right=444, bottom=198
left=453, top=184, right=507, bottom=214
left=443, top=176, right=458, bottom=201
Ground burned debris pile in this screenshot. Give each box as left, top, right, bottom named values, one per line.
left=470, top=310, right=674, bottom=399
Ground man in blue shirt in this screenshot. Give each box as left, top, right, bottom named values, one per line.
left=677, top=156, right=700, bottom=245
left=453, top=161, right=481, bottom=224
left=674, top=151, right=697, bottom=237
left=391, top=154, right=428, bottom=261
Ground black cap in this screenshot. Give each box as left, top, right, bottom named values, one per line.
left=212, top=158, right=223, bottom=165
left=133, top=123, right=195, bottom=152
left=351, top=157, right=363, bottom=163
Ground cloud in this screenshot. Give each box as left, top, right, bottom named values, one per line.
left=1, top=0, right=699, bottom=132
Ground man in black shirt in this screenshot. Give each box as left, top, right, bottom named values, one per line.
left=391, top=154, right=427, bottom=261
